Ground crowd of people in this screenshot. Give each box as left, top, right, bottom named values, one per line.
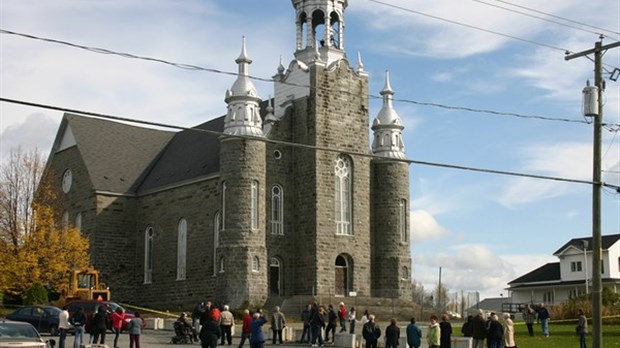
left=57, top=299, right=587, bottom=348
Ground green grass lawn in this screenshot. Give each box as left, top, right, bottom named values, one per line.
left=512, top=322, right=619, bottom=348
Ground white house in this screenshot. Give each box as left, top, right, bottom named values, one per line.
left=507, top=234, right=620, bottom=305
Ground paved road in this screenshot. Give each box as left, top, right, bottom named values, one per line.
left=50, top=325, right=436, bottom=348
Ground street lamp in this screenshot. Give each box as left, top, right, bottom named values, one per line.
left=582, top=240, right=589, bottom=294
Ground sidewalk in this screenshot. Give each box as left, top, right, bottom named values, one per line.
left=54, top=326, right=433, bottom=348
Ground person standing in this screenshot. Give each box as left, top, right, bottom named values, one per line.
left=238, top=309, right=252, bottom=348
left=92, top=306, right=109, bottom=344
left=193, top=302, right=205, bottom=341
left=384, top=318, right=399, bottom=348
left=310, top=305, right=325, bottom=347
left=577, top=309, right=587, bottom=348
left=471, top=310, right=486, bottom=348
left=362, top=314, right=381, bottom=348
left=300, top=304, right=312, bottom=344
left=201, top=312, right=222, bottom=348
left=522, top=304, right=536, bottom=337
left=249, top=311, right=268, bottom=348
left=128, top=311, right=144, bottom=348
left=486, top=314, right=503, bottom=348
left=338, top=302, right=347, bottom=333
left=460, top=315, right=473, bottom=337
left=358, top=310, right=369, bottom=347
left=220, top=305, right=235, bottom=345
left=270, top=306, right=286, bottom=344
left=406, top=317, right=422, bottom=348
left=439, top=314, right=452, bottom=348
left=538, top=303, right=550, bottom=337
left=348, top=306, right=357, bottom=334
left=58, top=306, right=71, bottom=348
left=502, top=313, right=516, bottom=348
left=426, top=315, right=440, bottom=348
left=325, top=304, right=337, bottom=343
left=71, top=306, right=87, bottom=348
left=111, top=307, right=126, bottom=348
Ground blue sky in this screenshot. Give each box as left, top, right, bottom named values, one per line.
left=1, top=0, right=619, bottom=301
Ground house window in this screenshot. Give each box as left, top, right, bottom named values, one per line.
left=252, top=256, right=260, bottom=273
left=219, top=257, right=225, bottom=273
left=601, top=260, right=605, bottom=274
left=213, top=212, right=221, bottom=276
left=399, top=199, right=407, bottom=242
left=543, top=290, right=554, bottom=305
left=334, top=155, right=352, bottom=235
left=271, top=185, right=283, bottom=235
left=177, top=218, right=187, bottom=280
left=144, top=227, right=154, bottom=284
left=571, top=261, right=582, bottom=272
left=62, top=210, right=69, bottom=232
left=251, top=180, right=259, bottom=230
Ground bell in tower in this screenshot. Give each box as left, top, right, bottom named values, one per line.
left=291, top=0, right=348, bottom=64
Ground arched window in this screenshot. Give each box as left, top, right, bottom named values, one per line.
left=213, top=212, right=221, bottom=276
left=144, top=227, right=154, bottom=284
left=177, top=218, right=187, bottom=280
left=400, top=199, right=408, bottom=242
left=221, top=181, right=227, bottom=230
left=252, top=256, right=260, bottom=273
left=271, top=185, right=283, bottom=235
left=402, top=266, right=410, bottom=280
left=334, top=155, right=352, bottom=235
left=75, top=212, right=82, bottom=232
left=219, top=257, right=225, bottom=273
left=251, top=180, right=259, bottom=230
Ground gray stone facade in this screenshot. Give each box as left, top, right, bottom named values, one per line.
left=43, top=0, right=412, bottom=311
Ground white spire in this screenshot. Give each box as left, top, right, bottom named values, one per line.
left=224, top=36, right=263, bottom=137
left=371, top=70, right=405, bottom=159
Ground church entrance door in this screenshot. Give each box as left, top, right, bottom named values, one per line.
left=335, top=255, right=348, bottom=296
left=270, top=257, right=281, bottom=295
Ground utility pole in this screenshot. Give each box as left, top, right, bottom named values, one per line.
left=565, top=38, right=620, bottom=348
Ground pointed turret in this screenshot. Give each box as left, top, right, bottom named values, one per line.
left=224, top=36, right=263, bottom=137
left=371, top=70, right=405, bottom=159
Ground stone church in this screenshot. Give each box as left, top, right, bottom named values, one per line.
left=45, top=0, right=412, bottom=309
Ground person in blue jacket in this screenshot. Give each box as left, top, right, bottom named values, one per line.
left=406, top=317, right=422, bottom=348
left=250, top=310, right=268, bottom=348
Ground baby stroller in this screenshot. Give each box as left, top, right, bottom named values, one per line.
left=171, top=320, right=194, bottom=344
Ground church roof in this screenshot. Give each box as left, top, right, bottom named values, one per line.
left=137, top=116, right=224, bottom=192
left=61, top=114, right=176, bottom=194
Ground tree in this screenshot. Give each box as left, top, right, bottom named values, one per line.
left=0, top=147, right=90, bottom=297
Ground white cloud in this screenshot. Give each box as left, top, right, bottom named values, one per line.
left=0, top=113, right=58, bottom=159
left=413, top=243, right=557, bottom=300
left=499, top=141, right=592, bottom=206
left=410, top=209, right=450, bottom=241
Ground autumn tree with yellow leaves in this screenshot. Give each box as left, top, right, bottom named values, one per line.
left=0, top=147, right=89, bottom=299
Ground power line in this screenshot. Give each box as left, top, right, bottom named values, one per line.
left=487, top=0, right=620, bottom=38
left=364, top=0, right=572, bottom=53
left=3, top=28, right=615, bottom=128
left=472, top=0, right=618, bottom=39
left=2, top=96, right=618, bottom=192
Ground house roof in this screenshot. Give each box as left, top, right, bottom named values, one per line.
left=507, top=262, right=560, bottom=285
left=553, top=234, right=620, bottom=256
left=62, top=114, right=175, bottom=194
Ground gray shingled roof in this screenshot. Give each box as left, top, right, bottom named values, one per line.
left=507, top=262, right=560, bottom=285
left=64, top=114, right=175, bottom=194
left=553, top=234, right=620, bottom=255
left=137, top=116, right=225, bottom=192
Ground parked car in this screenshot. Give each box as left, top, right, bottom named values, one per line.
left=6, top=305, right=61, bottom=336
left=66, top=300, right=133, bottom=332
left=0, top=319, right=56, bottom=348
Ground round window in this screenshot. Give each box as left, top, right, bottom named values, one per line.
left=62, top=169, right=72, bottom=193
left=274, top=149, right=282, bottom=159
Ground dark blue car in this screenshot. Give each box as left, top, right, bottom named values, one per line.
left=6, top=305, right=61, bottom=336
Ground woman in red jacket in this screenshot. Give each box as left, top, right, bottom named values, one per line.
left=111, top=307, right=125, bottom=348
left=238, top=309, right=252, bottom=348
